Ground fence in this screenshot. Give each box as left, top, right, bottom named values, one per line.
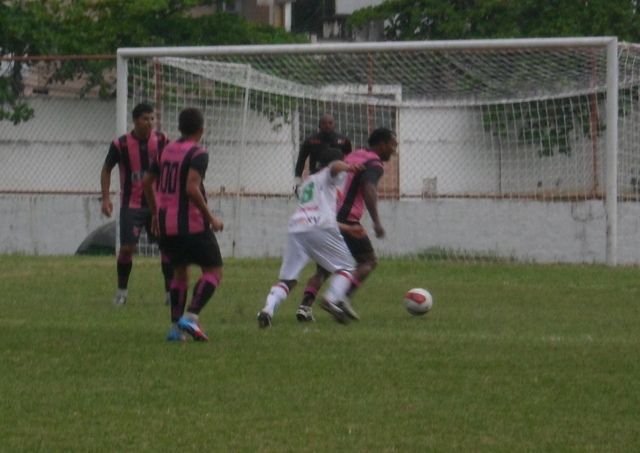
left=2, top=39, right=640, bottom=263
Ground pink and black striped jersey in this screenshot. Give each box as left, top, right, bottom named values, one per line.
left=105, top=130, right=168, bottom=209
left=336, top=149, right=384, bottom=223
left=150, top=138, right=209, bottom=237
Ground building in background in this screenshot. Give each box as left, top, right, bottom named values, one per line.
left=291, top=0, right=385, bottom=41
left=190, top=0, right=295, bottom=32
left=176, top=0, right=386, bottom=41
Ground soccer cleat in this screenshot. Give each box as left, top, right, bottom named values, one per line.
left=177, top=316, right=209, bottom=342
left=112, top=290, right=127, bottom=306
left=296, top=305, right=315, bottom=322
left=320, top=299, right=350, bottom=324
left=166, top=328, right=187, bottom=342
left=257, top=311, right=272, bottom=328
left=337, top=298, right=359, bottom=321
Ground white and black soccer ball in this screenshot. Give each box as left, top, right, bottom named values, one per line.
left=404, top=288, right=433, bottom=316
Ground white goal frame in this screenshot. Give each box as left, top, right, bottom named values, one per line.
left=116, top=37, right=620, bottom=265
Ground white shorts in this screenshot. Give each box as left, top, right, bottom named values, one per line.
left=278, top=228, right=356, bottom=281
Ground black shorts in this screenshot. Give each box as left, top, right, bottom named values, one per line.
left=342, top=222, right=375, bottom=263
left=160, top=230, right=223, bottom=268
left=119, top=207, right=156, bottom=246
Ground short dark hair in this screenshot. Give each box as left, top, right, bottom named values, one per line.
left=132, top=103, right=153, bottom=120
left=179, top=108, right=204, bottom=136
left=368, top=127, right=395, bottom=147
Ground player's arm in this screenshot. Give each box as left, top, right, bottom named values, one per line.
left=338, top=222, right=366, bottom=238
left=329, top=160, right=364, bottom=177
left=100, top=142, right=119, bottom=217
left=186, top=154, right=223, bottom=232
left=362, top=165, right=385, bottom=238
left=142, top=170, right=159, bottom=236
left=186, top=169, right=223, bottom=232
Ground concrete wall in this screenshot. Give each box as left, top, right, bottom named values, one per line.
left=3, top=193, right=640, bottom=264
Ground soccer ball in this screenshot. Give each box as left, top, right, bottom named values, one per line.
left=404, top=288, right=433, bottom=316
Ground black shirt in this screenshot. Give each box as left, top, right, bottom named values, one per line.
left=294, top=131, right=352, bottom=177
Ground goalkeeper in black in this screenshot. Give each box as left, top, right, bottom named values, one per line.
left=294, top=114, right=352, bottom=193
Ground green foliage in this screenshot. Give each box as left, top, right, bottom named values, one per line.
left=1, top=256, right=640, bottom=451
left=347, top=1, right=637, bottom=159
left=349, top=0, right=640, bottom=41
left=0, top=0, right=305, bottom=123
left=483, top=94, right=606, bottom=157
left=0, top=67, right=34, bottom=124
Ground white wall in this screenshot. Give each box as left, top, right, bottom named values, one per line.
left=3, top=193, right=640, bottom=264
left=0, top=98, right=115, bottom=192
left=399, top=107, right=499, bottom=195
left=399, top=106, right=604, bottom=197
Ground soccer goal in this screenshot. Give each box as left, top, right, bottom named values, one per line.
left=116, top=37, right=640, bottom=264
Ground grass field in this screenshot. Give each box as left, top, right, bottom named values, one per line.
left=1, top=255, right=639, bottom=452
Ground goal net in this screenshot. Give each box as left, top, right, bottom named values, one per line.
left=117, top=38, right=640, bottom=264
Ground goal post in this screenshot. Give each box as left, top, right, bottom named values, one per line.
left=116, top=37, right=634, bottom=264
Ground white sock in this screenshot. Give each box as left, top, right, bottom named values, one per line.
left=324, top=271, right=352, bottom=304
left=263, top=283, right=289, bottom=316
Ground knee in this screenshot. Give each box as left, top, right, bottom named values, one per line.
left=173, top=266, right=188, bottom=282
left=118, top=246, right=134, bottom=259
left=203, top=267, right=223, bottom=285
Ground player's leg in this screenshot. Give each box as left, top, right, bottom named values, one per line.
left=342, top=229, right=378, bottom=300
left=258, top=232, right=308, bottom=328
left=113, top=207, right=139, bottom=305
left=145, top=210, right=174, bottom=305
left=306, top=229, right=357, bottom=323
left=160, top=252, right=174, bottom=305
left=166, top=263, right=189, bottom=342
left=178, top=231, right=223, bottom=342
left=295, top=264, right=330, bottom=322
left=160, top=235, right=189, bottom=341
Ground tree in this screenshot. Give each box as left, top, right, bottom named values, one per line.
left=0, top=0, right=304, bottom=124
left=349, top=0, right=640, bottom=42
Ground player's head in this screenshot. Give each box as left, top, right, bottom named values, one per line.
left=132, top=103, right=153, bottom=120
left=318, top=147, right=344, bottom=168
left=131, top=103, right=154, bottom=138
left=368, top=127, right=397, bottom=162
left=318, top=114, right=335, bottom=135
left=179, top=107, right=204, bottom=138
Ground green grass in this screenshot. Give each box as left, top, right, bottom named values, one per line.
left=1, top=255, right=639, bottom=452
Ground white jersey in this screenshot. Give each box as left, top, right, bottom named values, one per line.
left=288, top=166, right=344, bottom=233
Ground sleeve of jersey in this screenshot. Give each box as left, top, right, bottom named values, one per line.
left=362, top=161, right=384, bottom=185
left=104, top=142, right=120, bottom=167
left=191, top=151, right=209, bottom=177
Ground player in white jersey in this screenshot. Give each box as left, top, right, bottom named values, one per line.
left=257, top=150, right=364, bottom=327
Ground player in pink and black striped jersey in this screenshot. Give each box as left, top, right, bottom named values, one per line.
left=295, top=128, right=397, bottom=321
left=144, top=107, right=224, bottom=342
left=100, top=103, right=173, bottom=306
